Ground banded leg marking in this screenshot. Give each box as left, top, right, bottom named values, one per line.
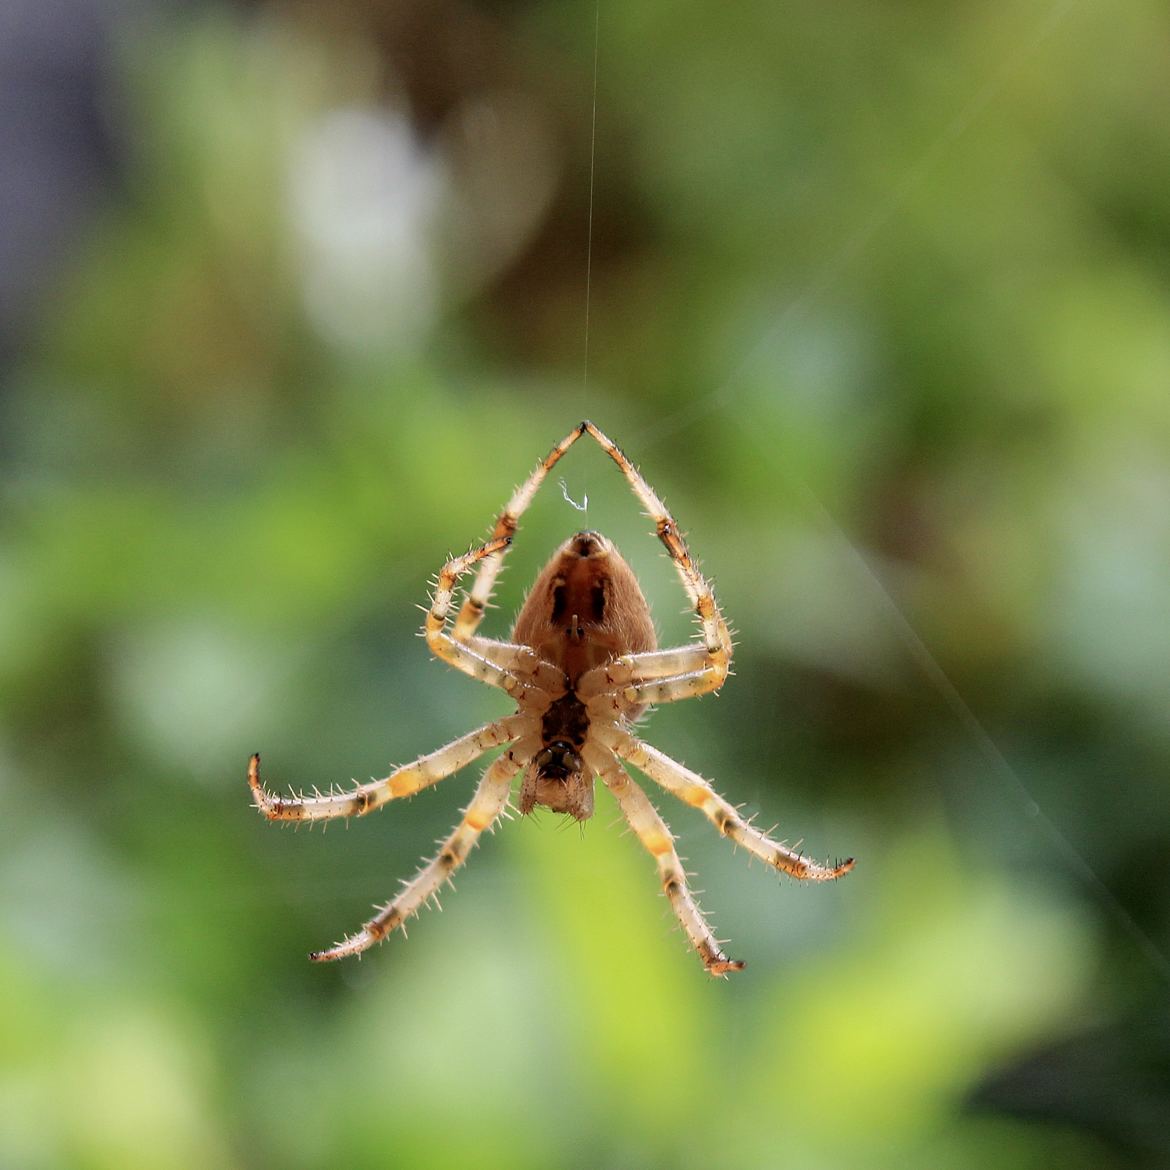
left=309, top=747, right=529, bottom=962
left=585, top=744, right=743, bottom=976
left=248, top=714, right=529, bottom=823
left=619, top=670, right=726, bottom=707
left=453, top=423, right=590, bottom=639
left=601, top=727, right=855, bottom=881
left=578, top=645, right=725, bottom=700
left=581, top=421, right=732, bottom=673
left=451, top=421, right=732, bottom=694
left=425, top=537, right=550, bottom=695
left=583, top=669, right=729, bottom=719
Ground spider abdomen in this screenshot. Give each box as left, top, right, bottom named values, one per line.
left=519, top=690, right=595, bottom=820
left=512, top=529, right=656, bottom=685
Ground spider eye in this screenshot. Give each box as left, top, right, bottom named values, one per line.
left=550, top=580, right=567, bottom=624
left=591, top=582, right=606, bottom=622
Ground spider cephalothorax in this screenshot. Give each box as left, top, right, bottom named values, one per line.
left=248, top=421, right=853, bottom=975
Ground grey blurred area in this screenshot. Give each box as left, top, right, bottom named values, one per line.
left=0, top=0, right=133, bottom=366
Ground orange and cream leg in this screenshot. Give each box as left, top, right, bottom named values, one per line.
left=586, top=743, right=744, bottom=977
left=247, top=714, right=531, bottom=823
left=581, top=666, right=730, bottom=719
left=425, top=537, right=558, bottom=696
left=309, top=747, right=530, bottom=961
left=601, top=727, right=855, bottom=882
left=578, top=645, right=728, bottom=705
left=581, top=421, right=732, bottom=676
left=617, top=667, right=740, bottom=707
left=453, top=423, right=591, bottom=640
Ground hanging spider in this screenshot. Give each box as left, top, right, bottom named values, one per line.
left=248, top=421, right=854, bottom=975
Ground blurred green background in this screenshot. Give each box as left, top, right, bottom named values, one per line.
left=2, top=2, right=1169, bottom=1168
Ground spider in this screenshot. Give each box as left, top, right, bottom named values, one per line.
left=248, top=421, right=854, bottom=975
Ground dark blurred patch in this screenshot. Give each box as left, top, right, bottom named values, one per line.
left=969, top=1004, right=1170, bottom=1169
left=0, top=0, right=127, bottom=367
left=282, top=0, right=656, bottom=372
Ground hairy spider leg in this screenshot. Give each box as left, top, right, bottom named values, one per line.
left=453, top=423, right=591, bottom=640
left=584, top=742, right=744, bottom=976
left=599, top=725, right=855, bottom=881
left=249, top=420, right=854, bottom=971
left=581, top=644, right=714, bottom=686
left=247, top=714, right=530, bottom=823
left=452, top=420, right=732, bottom=703
left=580, top=421, right=732, bottom=690
left=425, top=535, right=560, bottom=697
left=580, top=665, right=731, bottom=716
left=310, top=744, right=535, bottom=961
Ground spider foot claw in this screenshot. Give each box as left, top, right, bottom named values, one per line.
left=707, top=958, right=746, bottom=977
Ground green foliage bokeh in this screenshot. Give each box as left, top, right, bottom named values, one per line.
left=2, top=3, right=1169, bottom=1168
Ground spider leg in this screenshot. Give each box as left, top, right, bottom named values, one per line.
left=578, top=646, right=724, bottom=705
left=310, top=744, right=532, bottom=961
left=248, top=714, right=532, bottom=823
left=581, top=422, right=732, bottom=679
left=453, top=422, right=591, bottom=640
left=584, top=742, right=744, bottom=976
left=425, top=537, right=558, bottom=696
left=613, top=670, right=725, bottom=707
left=581, top=665, right=730, bottom=719
left=600, top=726, right=855, bottom=881
left=583, top=667, right=733, bottom=727
left=452, top=421, right=732, bottom=665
